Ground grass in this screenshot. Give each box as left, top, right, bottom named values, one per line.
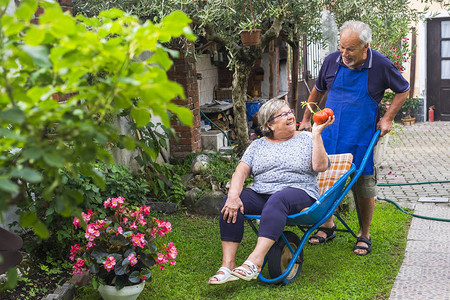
left=75, top=201, right=411, bottom=300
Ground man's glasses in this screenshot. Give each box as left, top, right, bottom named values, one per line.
left=269, top=108, right=294, bottom=122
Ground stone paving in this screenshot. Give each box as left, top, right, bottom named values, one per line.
left=375, top=121, right=450, bottom=300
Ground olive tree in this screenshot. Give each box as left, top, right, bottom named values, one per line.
left=0, top=0, right=195, bottom=237
left=76, top=0, right=449, bottom=153
left=75, top=0, right=324, bottom=154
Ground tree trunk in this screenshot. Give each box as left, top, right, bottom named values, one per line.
left=232, top=61, right=252, bottom=156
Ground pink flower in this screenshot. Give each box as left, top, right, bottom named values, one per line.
left=85, top=223, right=100, bottom=242
left=165, top=242, right=178, bottom=260
left=72, top=258, right=85, bottom=274
left=86, top=241, right=95, bottom=250
left=138, top=215, right=146, bottom=226
left=103, top=256, right=116, bottom=272
left=151, top=227, right=158, bottom=238
left=69, top=244, right=80, bottom=261
left=122, top=217, right=128, bottom=225
left=142, top=205, right=151, bottom=215
left=73, top=218, right=81, bottom=228
left=127, top=253, right=138, bottom=266
left=81, top=209, right=93, bottom=223
left=96, top=220, right=106, bottom=228
left=104, top=196, right=125, bottom=209
left=132, top=233, right=147, bottom=248
left=103, top=198, right=111, bottom=209
left=155, top=219, right=172, bottom=237
left=116, top=226, right=123, bottom=235
left=130, top=222, right=137, bottom=229
left=156, top=252, right=168, bottom=270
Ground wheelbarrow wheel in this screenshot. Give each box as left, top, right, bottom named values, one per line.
left=267, top=230, right=303, bottom=284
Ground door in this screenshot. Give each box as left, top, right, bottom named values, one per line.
left=427, top=17, right=450, bottom=121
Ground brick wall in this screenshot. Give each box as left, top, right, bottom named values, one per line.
left=31, top=0, right=73, bottom=24
left=167, top=42, right=202, bottom=158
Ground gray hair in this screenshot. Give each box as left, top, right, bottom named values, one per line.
left=258, top=99, right=289, bottom=138
left=340, top=20, right=372, bottom=46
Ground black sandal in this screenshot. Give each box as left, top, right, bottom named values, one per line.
left=308, top=224, right=337, bottom=245
left=353, top=237, right=372, bottom=256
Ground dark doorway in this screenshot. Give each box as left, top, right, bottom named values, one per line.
left=427, top=17, right=450, bottom=121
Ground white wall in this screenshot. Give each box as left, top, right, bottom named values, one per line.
left=6, top=0, right=15, bottom=15
left=196, top=54, right=219, bottom=105
left=417, top=10, right=450, bottom=117
left=279, top=60, right=288, bottom=94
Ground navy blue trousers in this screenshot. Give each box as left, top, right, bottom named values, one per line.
left=220, top=187, right=315, bottom=242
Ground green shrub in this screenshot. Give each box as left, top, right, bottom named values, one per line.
left=16, top=163, right=149, bottom=258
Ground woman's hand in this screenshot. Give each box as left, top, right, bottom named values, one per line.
left=311, top=115, right=334, bottom=172
left=312, top=115, right=335, bottom=134
left=221, top=194, right=244, bottom=224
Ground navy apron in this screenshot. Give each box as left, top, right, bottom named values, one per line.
left=321, top=66, right=378, bottom=175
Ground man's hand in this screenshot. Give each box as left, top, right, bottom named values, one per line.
left=378, top=90, right=408, bottom=136
left=376, top=117, right=394, bottom=137
left=298, top=120, right=312, bottom=131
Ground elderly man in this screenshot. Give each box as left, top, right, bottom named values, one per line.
left=299, top=20, right=409, bottom=255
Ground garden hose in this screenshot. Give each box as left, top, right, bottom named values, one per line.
left=376, top=180, right=450, bottom=222
left=200, top=110, right=232, bottom=147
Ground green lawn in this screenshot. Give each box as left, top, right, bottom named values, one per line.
left=75, top=201, right=411, bottom=300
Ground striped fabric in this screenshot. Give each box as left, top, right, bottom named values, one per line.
left=318, top=153, right=353, bottom=195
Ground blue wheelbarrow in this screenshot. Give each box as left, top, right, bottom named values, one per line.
left=244, top=130, right=381, bottom=285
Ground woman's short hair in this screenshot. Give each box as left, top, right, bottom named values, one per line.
left=340, top=20, right=372, bottom=46
left=258, top=99, right=288, bottom=138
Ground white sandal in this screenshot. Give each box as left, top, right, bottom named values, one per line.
left=208, top=266, right=239, bottom=285
left=231, top=260, right=259, bottom=281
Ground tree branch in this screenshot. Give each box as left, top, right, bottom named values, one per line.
left=260, top=16, right=284, bottom=49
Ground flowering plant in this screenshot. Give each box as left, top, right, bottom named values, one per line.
left=70, top=197, right=177, bottom=290
left=379, top=92, right=394, bottom=118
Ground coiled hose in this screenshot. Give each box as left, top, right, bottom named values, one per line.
left=377, top=180, right=450, bottom=222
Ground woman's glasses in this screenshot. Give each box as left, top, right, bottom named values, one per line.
left=269, top=108, right=294, bottom=122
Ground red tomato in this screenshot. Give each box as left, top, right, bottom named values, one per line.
left=313, top=111, right=329, bottom=125
left=322, top=108, right=334, bottom=118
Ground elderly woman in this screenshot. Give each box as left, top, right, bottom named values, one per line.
left=208, top=99, right=334, bottom=284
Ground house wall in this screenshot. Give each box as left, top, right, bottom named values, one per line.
left=196, top=54, right=219, bottom=105
left=410, top=1, right=450, bottom=119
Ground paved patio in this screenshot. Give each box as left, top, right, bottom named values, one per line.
left=375, top=121, right=450, bottom=300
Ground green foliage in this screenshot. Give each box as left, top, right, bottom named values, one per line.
left=401, top=97, right=421, bottom=118
left=380, top=92, right=421, bottom=119
left=0, top=0, right=195, bottom=236
left=133, top=121, right=187, bottom=205
left=189, top=152, right=252, bottom=193
left=200, top=153, right=238, bottom=186
left=379, top=91, right=395, bottom=118
left=14, top=163, right=146, bottom=259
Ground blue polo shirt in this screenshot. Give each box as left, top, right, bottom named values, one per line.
left=315, top=48, right=410, bottom=103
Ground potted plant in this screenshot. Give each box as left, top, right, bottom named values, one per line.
left=70, top=197, right=177, bottom=300
left=401, top=97, right=421, bottom=125
left=239, top=26, right=261, bottom=46
left=238, top=0, right=261, bottom=46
